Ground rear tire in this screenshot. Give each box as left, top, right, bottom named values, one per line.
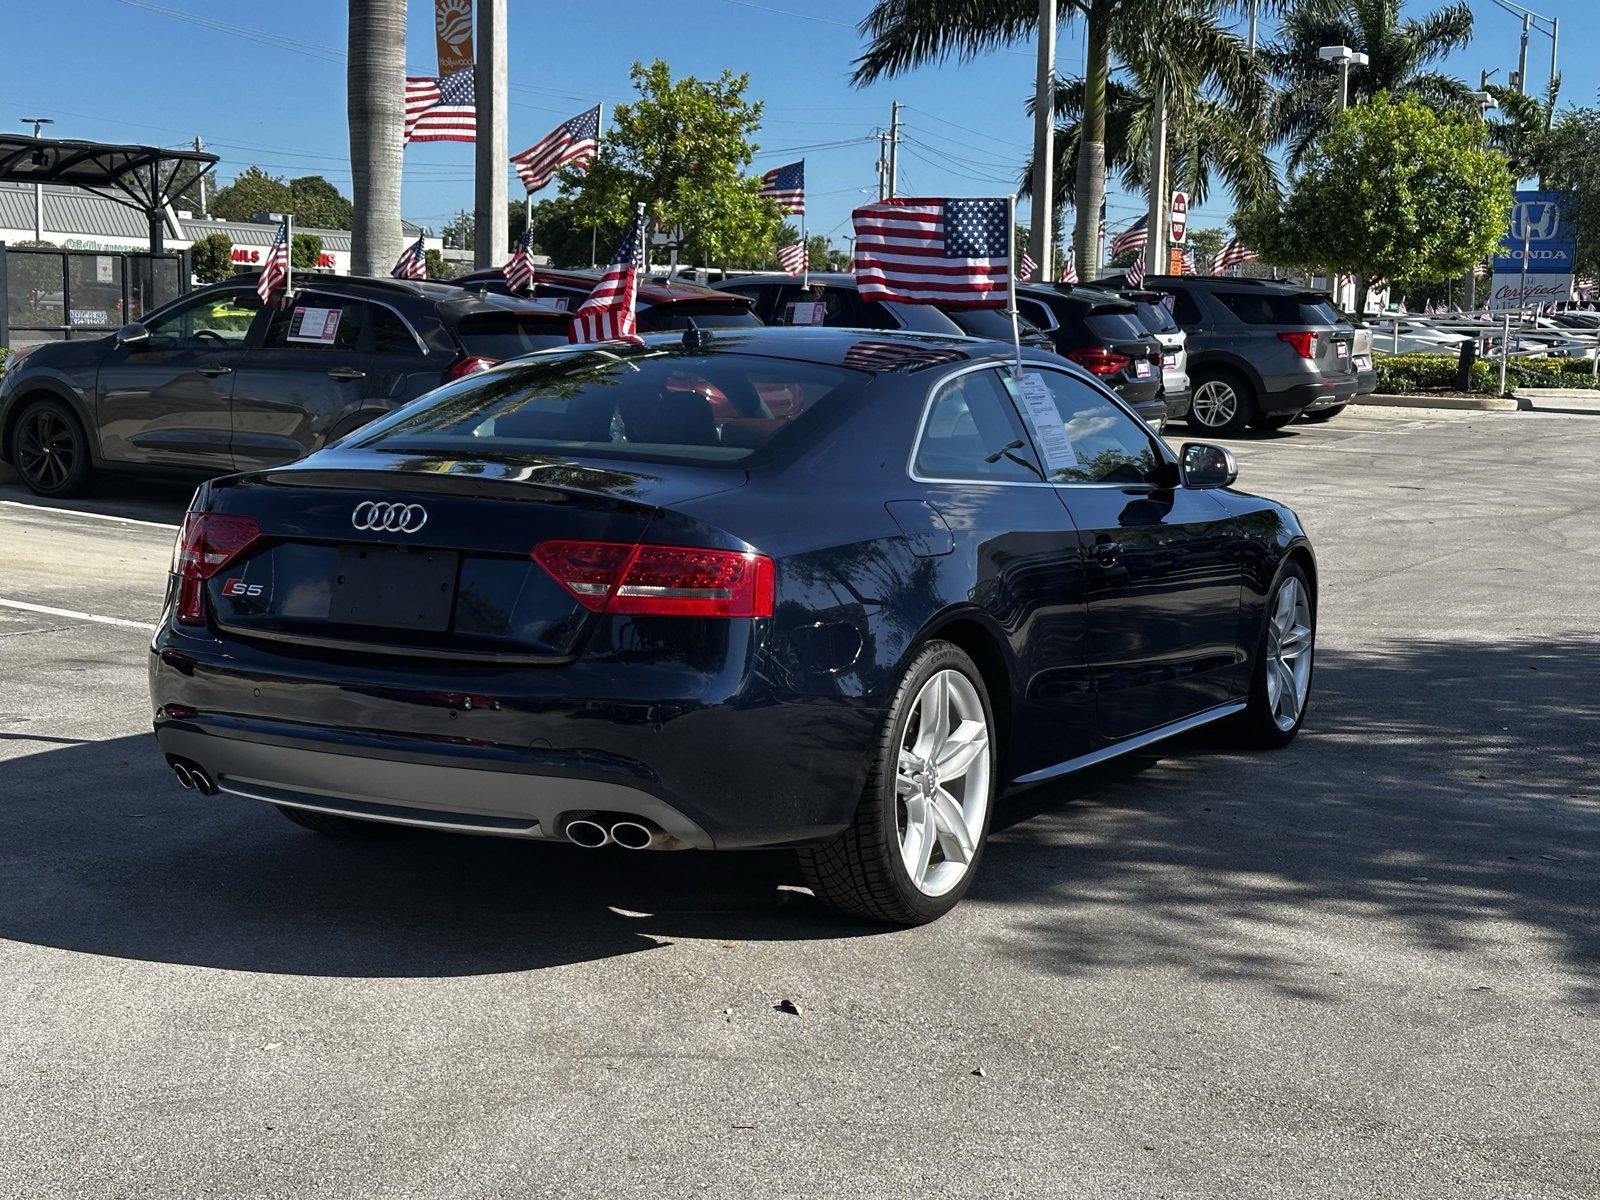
left=9, top=398, right=95, bottom=497
left=1229, top=560, right=1315, bottom=749
left=274, top=805, right=390, bottom=838
left=798, top=641, right=997, bottom=925
left=1301, top=404, right=1347, bottom=423
left=1186, top=371, right=1255, bottom=435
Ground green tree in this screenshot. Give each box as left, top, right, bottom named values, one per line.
left=1265, top=0, right=1475, bottom=169
left=424, top=249, right=458, bottom=280
left=189, top=232, right=235, bottom=283
left=1187, top=225, right=1226, bottom=272
left=289, top=176, right=355, bottom=229
left=1537, top=108, right=1600, bottom=276
left=212, top=167, right=355, bottom=230
left=291, top=233, right=324, bottom=271
left=574, top=59, right=779, bottom=266
left=1237, top=94, right=1512, bottom=312
left=852, top=0, right=1280, bottom=283
left=442, top=209, right=475, bottom=251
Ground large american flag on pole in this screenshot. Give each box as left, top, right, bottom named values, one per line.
left=406, top=70, right=477, bottom=144
left=391, top=234, right=428, bottom=281
left=1110, top=215, right=1148, bottom=259
left=512, top=103, right=602, bottom=195
left=851, top=197, right=1010, bottom=309
left=256, top=218, right=290, bottom=302
left=758, top=160, right=805, bottom=215
left=503, top=228, right=536, bottom=294
left=569, top=204, right=646, bottom=345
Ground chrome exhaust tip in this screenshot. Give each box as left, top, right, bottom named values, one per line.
left=170, top=761, right=196, bottom=790
left=610, top=820, right=659, bottom=851
left=187, top=765, right=217, bottom=796
left=565, top=818, right=611, bottom=848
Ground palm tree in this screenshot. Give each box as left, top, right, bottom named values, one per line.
left=348, top=0, right=408, bottom=276
left=851, top=0, right=1277, bottom=281
left=1265, top=0, right=1474, bottom=169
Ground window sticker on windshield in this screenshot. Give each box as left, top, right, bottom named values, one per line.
left=1160, top=293, right=1176, bottom=312
left=543, top=297, right=570, bottom=311
left=785, top=300, right=825, bottom=326
left=1011, top=371, right=1079, bottom=471
left=288, top=306, right=343, bottom=344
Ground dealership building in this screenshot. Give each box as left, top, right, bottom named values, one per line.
left=0, top=182, right=441, bottom=276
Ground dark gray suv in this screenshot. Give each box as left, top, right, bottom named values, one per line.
left=1139, top=276, right=1360, bottom=434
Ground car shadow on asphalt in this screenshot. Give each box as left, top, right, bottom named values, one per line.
left=0, top=638, right=1595, bottom=989
left=0, top=477, right=195, bottom=525
left=974, top=636, right=1600, bottom=1006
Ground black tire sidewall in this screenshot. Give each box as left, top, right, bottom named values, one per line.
left=11, top=399, right=93, bottom=498
left=868, top=641, right=998, bottom=922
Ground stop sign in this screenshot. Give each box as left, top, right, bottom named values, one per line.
left=1169, top=190, right=1189, bottom=243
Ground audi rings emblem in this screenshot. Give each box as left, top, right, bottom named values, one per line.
left=352, top=501, right=428, bottom=533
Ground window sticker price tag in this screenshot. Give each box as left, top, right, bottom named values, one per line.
left=288, top=306, right=343, bottom=345
left=785, top=300, right=825, bottom=326
left=1011, top=371, right=1079, bottom=471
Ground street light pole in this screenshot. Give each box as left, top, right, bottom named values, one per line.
left=1316, top=48, right=1368, bottom=308
left=1145, top=80, right=1168, bottom=281
left=1030, top=0, right=1056, bottom=282
left=21, top=116, right=53, bottom=242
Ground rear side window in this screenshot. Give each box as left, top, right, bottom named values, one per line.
left=260, top=295, right=367, bottom=351
left=351, top=350, right=861, bottom=465
left=1165, top=290, right=1204, bottom=326
left=1003, top=369, right=1161, bottom=485
left=1216, top=291, right=1335, bottom=326
left=778, top=286, right=897, bottom=330
left=1131, top=300, right=1178, bottom=334
left=1017, top=297, right=1057, bottom=331
left=1085, top=309, right=1147, bottom=341
left=945, top=308, right=1042, bottom=340
left=453, top=314, right=569, bottom=360
left=371, top=307, right=425, bottom=355
left=914, top=370, right=1043, bottom=483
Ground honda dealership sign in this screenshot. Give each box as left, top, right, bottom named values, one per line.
left=1489, top=190, right=1574, bottom=311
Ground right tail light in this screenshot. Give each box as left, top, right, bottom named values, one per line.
left=1278, top=331, right=1320, bottom=359
left=533, top=540, right=775, bottom=619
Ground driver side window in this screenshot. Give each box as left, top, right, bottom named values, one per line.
left=1005, top=370, right=1163, bottom=486
left=143, top=290, right=261, bottom=351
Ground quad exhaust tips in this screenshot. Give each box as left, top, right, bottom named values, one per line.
left=563, top=815, right=670, bottom=850
left=166, top=756, right=217, bottom=796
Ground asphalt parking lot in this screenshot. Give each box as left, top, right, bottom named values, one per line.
left=1, top=405, right=1596, bottom=1199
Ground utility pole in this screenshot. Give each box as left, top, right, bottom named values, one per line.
left=875, top=131, right=889, bottom=201
left=473, top=0, right=508, bottom=269
left=21, top=116, right=52, bottom=242
left=1144, top=83, right=1168, bottom=281
left=193, top=136, right=208, bottom=216
left=887, top=101, right=901, bottom=199
left=1515, top=12, right=1530, bottom=93
left=1029, top=0, right=1056, bottom=281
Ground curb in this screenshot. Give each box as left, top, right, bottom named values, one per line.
left=1357, top=393, right=1520, bottom=412
left=1511, top=388, right=1600, bottom=413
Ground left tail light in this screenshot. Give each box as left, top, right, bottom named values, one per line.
left=171, top=513, right=260, bottom=626
left=533, top=540, right=775, bottom=619
left=1066, top=347, right=1133, bottom=377
left=448, top=355, right=498, bottom=380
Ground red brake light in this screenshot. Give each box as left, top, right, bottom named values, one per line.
left=533, top=540, right=775, bottom=619
left=1065, top=347, right=1133, bottom=376
left=1278, top=331, right=1319, bottom=359
left=172, top=512, right=260, bottom=625
left=449, top=355, right=498, bottom=380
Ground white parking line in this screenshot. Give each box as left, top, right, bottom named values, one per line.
left=0, top=598, right=156, bottom=632
left=0, top=500, right=179, bottom=530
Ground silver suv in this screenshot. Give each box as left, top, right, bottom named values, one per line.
left=1141, top=276, right=1360, bottom=434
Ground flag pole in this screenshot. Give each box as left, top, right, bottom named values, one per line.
left=801, top=158, right=809, bottom=288
left=285, top=212, right=294, bottom=298
left=1007, top=194, right=1023, bottom=378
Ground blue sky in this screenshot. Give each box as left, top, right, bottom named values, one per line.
left=2, top=0, right=1591, bottom=248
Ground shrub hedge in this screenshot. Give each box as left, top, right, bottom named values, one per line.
left=1374, top=351, right=1600, bottom=395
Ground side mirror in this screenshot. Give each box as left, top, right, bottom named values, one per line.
left=1179, top=442, right=1238, bottom=489
left=115, top=322, right=150, bottom=349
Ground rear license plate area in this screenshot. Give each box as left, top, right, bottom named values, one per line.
left=1336, top=341, right=1350, bottom=360
left=329, top=545, right=459, bottom=631
left=1135, top=361, right=1153, bottom=379
left=1162, top=353, right=1176, bottom=369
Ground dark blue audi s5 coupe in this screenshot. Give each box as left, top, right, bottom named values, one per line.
left=149, top=326, right=1317, bottom=925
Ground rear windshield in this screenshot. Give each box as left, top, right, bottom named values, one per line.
left=1129, top=300, right=1178, bottom=334
left=350, top=349, right=861, bottom=465
left=1085, top=309, right=1148, bottom=341
left=454, top=314, right=570, bottom=360
left=646, top=302, right=761, bottom=330
left=1217, top=291, right=1344, bottom=326
left=945, top=308, right=1044, bottom=339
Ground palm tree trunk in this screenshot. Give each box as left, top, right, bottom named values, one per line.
left=1073, top=2, right=1110, bottom=281
left=348, top=0, right=407, bottom=276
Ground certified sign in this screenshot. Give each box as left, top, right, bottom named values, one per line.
left=1489, top=189, right=1575, bottom=310
left=1169, top=191, right=1189, bottom=244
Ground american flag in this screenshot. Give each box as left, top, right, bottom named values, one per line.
left=1473, top=261, right=1488, bottom=279
left=503, top=228, right=536, bottom=294
left=1061, top=253, right=1078, bottom=285
left=758, top=160, right=805, bottom=215
left=777, top=240, right=808, bottom=277
left=1126, top=256, right=1146, bottom=286
left=851, top=196, right=1010, bottom=309
left=1018, top=251, right=1036, bottom=281
left=1210, top=238, right=1258, bottom=276
left=406, top=70, right=476, bottom=144
left=1110, top=215, right=1148, bottom=259
left=569, top=204, right=646, bottom=345
left=1180, top=247, right=1197, bottom=276
left=842, top=339, right=966, bottom=373
left=512, top=103, right=602, bottom=195
left=256, top=218, right=290, bottom=302
left=391, top=234, right=428, bottom=281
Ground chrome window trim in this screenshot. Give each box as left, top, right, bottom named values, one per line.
left=906, top=358, right=1175, bottom=490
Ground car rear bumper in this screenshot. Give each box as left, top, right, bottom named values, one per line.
left=1261, top=377, right=1359, bottom=415
left=1162, top=387, right=1191, bottom=419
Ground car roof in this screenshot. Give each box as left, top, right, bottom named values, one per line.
left=1137, top=274, right=1308, bottom=295
left=723, top=272, right=858, bottom=290
left=456, top=265, right=749, bottom=305
left=215, top=272, right=571, bottom=319
left=1016, top=282, right=1137, bottom=314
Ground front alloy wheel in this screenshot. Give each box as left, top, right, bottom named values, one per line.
left=12, top=400, right=92, bottom=497
left=799, top=641, right=996, bottom=924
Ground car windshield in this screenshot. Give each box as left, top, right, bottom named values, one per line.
left=350, top=348, right=862, bottom=465
left=1086, top=309, right=1147, bottom=341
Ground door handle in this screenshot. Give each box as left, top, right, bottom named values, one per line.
left=1091, top=540, right=1123, bottom=567
left=327, top=367, right=367, bottom=381
left=197, top=364, right=233, bottom=377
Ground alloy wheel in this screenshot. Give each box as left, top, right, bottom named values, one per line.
left=895, top=669, right=991, bottom=897
left=15, top=409, right=79, bottom=492
left=1190, top=380, right=1239, bottom=428
left=1265, top=576, right=1314, bottom=731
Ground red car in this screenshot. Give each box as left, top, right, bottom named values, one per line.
left=455, top=267, right=761, bottom=332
